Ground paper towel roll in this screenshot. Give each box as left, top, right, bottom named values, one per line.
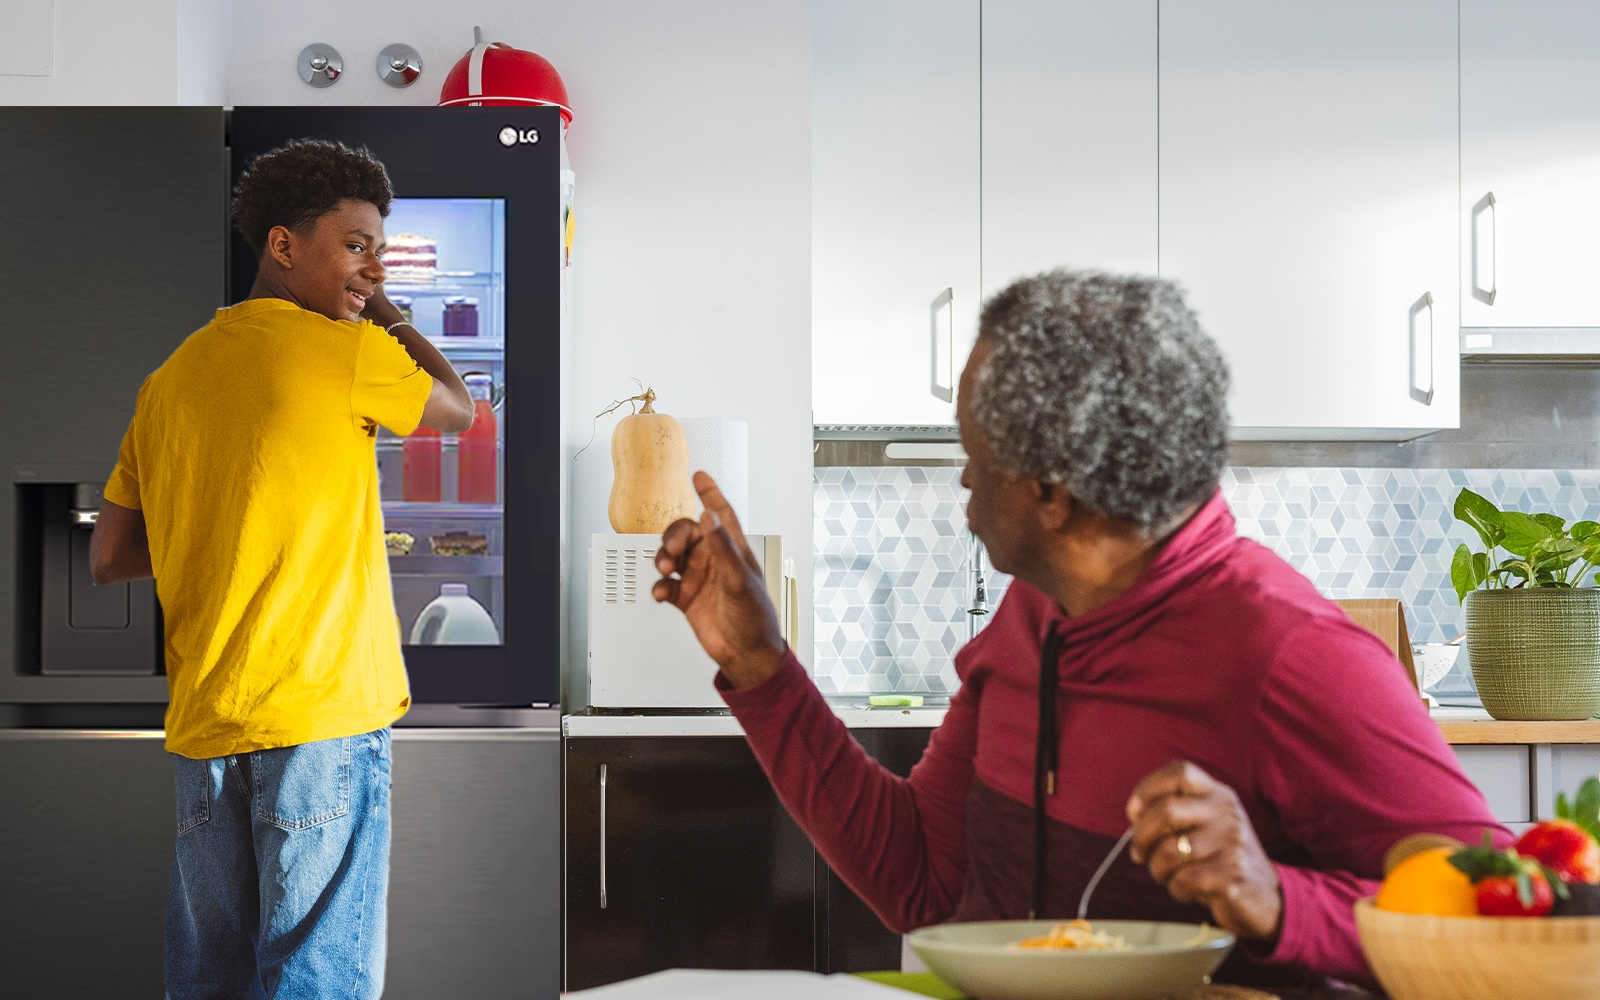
left=680, top=418, right=749, bottom=526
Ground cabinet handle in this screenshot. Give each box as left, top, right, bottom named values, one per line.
left=930, top=288, right=954, bottom=403
left=1470, top=192, right=1497, bottom=305
left=1409, top=292, right=1435, bottom=406
left=599, top=763, right=608, bottom=909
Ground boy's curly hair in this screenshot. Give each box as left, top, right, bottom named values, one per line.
left=231, top=139, right=393, bottom=257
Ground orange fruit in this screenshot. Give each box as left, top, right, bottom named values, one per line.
left=1375, top=846, right=1479, bottom=916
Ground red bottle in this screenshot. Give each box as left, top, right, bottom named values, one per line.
left=457, top=374, right=498, bottom=503
left=403, top=425, right=442, bottom=502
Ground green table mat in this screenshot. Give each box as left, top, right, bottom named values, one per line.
left=854, top=971, right=968, bottom=999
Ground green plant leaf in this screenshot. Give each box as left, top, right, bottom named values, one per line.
left=1573, top=521, right=1600, bottom=541
left=1496, top=559, right=1532, bottom=586
left=1452, top=544, right=1477, bottom=602
left=1449, top=831, right=1524, bottom=881
left=1455, top=489, right=1506, bottom=552
left=1472, top=552, right=1491, bottom=587
left=1574, top=777, right=1600, bottom=843
left=1558, top=791, right=1573, bottom=821
left=1528, top=537, right=1583, bottom=586
left=1500, top=511, right=1554, bottom=558
left=1533, top=512, right=1569, bottom=534
left=1516, top=869, right=1535, bottom=908
left=1538, top=862, right=1572, bottom=901
left=1455, top=488, right=1502, bottom=527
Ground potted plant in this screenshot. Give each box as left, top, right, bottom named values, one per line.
left=1451, top=488, right=1600, bottom=721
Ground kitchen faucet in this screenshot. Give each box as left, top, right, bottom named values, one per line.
left=967, top=530, right=988, bottom=640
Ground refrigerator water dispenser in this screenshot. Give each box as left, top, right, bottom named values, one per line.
left=23, top=482, right=161, bottom=676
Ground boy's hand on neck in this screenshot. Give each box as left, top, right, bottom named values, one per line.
left=360, top=288, right=406, bottom=329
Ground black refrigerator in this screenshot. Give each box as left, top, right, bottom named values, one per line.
left=0, top=107, right=565, bottom=999
left=2, top=106, right=568, bottom=709
left=229, top=107, right=568, bottom=710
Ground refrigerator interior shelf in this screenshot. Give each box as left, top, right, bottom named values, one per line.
left=376, top=436, right=504, bottom=451
left=382, top=501, right=503, bottom=521
left=385, top=272, right=501, bottom=293
left=426, top=338, right=505, bottom=360
left=387, top=555, right=503, bottom=577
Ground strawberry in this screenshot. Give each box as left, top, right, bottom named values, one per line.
left=1515, top=819, right=1600, bottom=885
left=1475, top=870, right=1555, bottom=917
left=1449, top=831, right=1569, bottom=917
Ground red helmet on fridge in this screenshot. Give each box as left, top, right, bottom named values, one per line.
left=438, top=29, right=573, bottom=124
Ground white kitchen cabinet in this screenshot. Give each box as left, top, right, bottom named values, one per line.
left=1461, top=0, right=1600, bottom=330
left=1159, top=1, right=1460, bottom=440
left=980, top=1, right=1158, bottom=300
left=811, top=0, right=980, bottom=427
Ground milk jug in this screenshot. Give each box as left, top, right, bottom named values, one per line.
left=410, top=583, right=499, bottom=645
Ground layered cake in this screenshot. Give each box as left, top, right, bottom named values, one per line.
left=381, top=233, right=437, bottom=282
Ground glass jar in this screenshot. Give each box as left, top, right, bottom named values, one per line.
left=443, top=296, right=479, bottom=337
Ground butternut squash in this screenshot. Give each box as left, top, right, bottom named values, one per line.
left=607, top=388, right=699, bottom=532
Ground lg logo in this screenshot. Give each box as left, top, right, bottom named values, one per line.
left=498, top=126, right=539, bottom=147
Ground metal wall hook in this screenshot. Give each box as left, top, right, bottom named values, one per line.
left=377, top=44, right=422, bottom=88
left=297, top=43, right=343, bottom=87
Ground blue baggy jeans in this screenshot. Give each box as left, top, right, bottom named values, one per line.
left=165, top=727, right=392, bottom=1000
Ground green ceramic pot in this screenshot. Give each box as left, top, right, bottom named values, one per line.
left=1464, top=588, right=1600, bottom=721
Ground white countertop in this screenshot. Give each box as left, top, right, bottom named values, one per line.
left=564, top=703, right=1501, bottom=738
left=563, top=704, right=948, bottom=737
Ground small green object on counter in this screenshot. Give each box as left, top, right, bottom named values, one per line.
left=854, top=971, right=967, bottom=999
left=868, top=695, right=924, bottom=707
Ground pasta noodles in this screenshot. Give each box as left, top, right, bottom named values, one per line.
left=1012, top=919, right=1127, bottom=951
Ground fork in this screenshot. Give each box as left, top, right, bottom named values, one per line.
left=1077, top=827, right=1136, bottom=920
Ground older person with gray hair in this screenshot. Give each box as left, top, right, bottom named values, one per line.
left=653, top=269, right=1498, bottom=991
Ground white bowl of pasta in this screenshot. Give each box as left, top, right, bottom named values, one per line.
left=906, top=918, right=1235, bottom=1000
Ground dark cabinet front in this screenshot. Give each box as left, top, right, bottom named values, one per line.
left=818, top=726, right=934, bottom=975
left=564, top=736, right=819, bottom=992
left=563, top=726, right=936, bottom=990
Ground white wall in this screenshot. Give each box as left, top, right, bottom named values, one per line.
left=225, top=1, right=814, bottom=706
left=176, top=0, right=232, bottom=105
left=0, top=0, right=230, bottom=104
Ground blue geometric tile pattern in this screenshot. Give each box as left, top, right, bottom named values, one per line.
left=813, top=467, right=1010, bottom=694
left=813, top=466, right=1600, bottom=695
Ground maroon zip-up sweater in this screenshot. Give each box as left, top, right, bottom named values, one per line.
left=721, top=491, right=1501, bottom=990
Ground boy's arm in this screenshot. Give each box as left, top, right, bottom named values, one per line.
left=361, top=290, right=473, bottom=431
left=89, top=500, right=153, bottom=585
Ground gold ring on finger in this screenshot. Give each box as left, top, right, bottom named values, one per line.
left=1175, top=834, right=1193, bottom=860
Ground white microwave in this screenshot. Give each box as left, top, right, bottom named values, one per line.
left=586, top=533, right=796, bottom=709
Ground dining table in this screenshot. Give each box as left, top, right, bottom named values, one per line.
left=560, top=968, right=1377, bottom=999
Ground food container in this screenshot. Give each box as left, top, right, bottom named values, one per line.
left=1356, top=898, right=1600, bottom=1000
left=443, top=296, right=479, bottom=336
left=391, top=294, right=413, bottom=324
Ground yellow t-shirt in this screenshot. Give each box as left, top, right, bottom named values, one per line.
left=104, top=298, right=434, bottom=759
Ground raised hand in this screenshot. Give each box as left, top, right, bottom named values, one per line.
left=360, top=286, right=405, bottom=328
left=1126, top=760, right=1285, bottom=943
left=652, top=471, right=787, bottom=689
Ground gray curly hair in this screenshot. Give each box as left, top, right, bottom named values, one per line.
left=968, top=269, right=1231, bottom=530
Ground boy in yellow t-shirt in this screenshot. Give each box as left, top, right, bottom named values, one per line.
left=90, top=139, right=472, bottom=999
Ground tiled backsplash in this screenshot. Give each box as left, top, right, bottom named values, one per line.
left=814, top=466, right=1600, bottom=695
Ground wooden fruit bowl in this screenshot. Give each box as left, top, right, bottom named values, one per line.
left=1356, top=898, right=1600, bottom=999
